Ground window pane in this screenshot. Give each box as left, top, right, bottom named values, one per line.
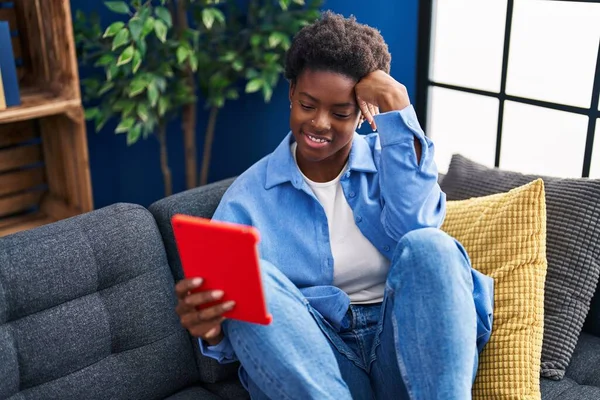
left=500, top=102, right=588, bottom=177
left=506, top=1, right=600, bottom=108
left=590, top=121, right=600, bottom=179
left=427, top=87, right=498, bottom=173
left=431, top=0, right=507, bottom=92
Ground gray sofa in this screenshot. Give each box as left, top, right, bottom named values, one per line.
left=0, top=176, right=598, bottom=399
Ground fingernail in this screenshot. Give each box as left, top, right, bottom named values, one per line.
left=206, top=327, right=219, bottom=338
left=212, top=290, right=224, bottom=299
left=223, top=301, right=236, bottom=310
left=192, top=278, right=203, bottom=286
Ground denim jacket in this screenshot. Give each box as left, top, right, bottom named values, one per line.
left=201, top=106, right=494, bottom=363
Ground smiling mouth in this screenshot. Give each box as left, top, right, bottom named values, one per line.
left=305, top=132, right=331, bottom=143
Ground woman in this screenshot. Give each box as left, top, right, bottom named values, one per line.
left=175, top=11, right=493, bottom=400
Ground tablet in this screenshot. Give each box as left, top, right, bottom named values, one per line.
left=171, top=214, right=273, bottom=325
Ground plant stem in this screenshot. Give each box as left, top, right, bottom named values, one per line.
left=173, top=0, right=198, bottom=190
left=200, top=106, right=219, bottom=186
left=157, top=122, right=173, bottom=197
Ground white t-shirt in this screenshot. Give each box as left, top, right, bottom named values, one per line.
left=292, top=143, right=390, bottom=304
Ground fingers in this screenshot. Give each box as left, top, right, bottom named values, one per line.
left=368, top=103, right=379, bottom=131
left=357, top=98, right=374, bottom=131
left=180, top=301, right=236, bottom=327
left=357, top=98, right=378, bottom=131
left=188, top=317, right=224, bottom=339
left=175, top=278, right=203, bottom=300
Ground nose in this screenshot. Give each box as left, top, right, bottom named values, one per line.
left=311, top=110, right=330, bottom=132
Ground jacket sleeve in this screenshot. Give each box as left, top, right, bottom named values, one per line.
left=373, top=105, right=446, bottom=242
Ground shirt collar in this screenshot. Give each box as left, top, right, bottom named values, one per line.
left=265, top=132, right=377, bottom=190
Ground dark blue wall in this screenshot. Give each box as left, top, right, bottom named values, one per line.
left=71, top=0, right=420, bottom=208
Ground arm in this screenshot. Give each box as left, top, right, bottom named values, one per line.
left=356, top=71, right=445, bottom=241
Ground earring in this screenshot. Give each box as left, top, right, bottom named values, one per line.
left=290, top=103, right=292, bottom=109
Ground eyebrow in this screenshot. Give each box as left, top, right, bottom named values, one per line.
left=299, top=92, right=355, bottom=108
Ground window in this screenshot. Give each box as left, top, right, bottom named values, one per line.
left=416, top=0, right=600, bottom=177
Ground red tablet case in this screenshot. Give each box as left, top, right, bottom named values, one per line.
left=171, top=214, right=273, bottom=325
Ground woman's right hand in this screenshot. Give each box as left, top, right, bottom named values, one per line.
left=175, top=278, right=236, bottom=346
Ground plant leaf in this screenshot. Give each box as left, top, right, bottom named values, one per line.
left=262, top=84, right=273, bottom=102
left=115, top=117, right=135, bottom=133
left=232, top=60, right=243, bottom=72
left=154, top=19, right=168, bottom=43
left=279, top=0, right=290, bottom=11
left=245, top=78, right=263, bottom=93
left=250, top=34, right=261, bottom=47
left=117, top=45, right=135, bottom=66
left=292, top=0, right=305, bottom=4
left=127, top=123, right=142, bottom=145
left=212, top=8, right=225, bottom=24
left=94, top=53, right=114, bottom=67
left=129, top=78, right=147, bottom=97
left=112, top=28, right=130, bottom=51
left=129, top=17, right=143, bottom=41
left=176, top=45, right=189, bottom=64
left=189, top=54, right=198, bottom=72
left=105, top=1, right=130, bottom=15
left=98, top=81, right=115, bottom=96
left=226, top=89, right=239, bottom=100
left=132, top=49, right=142, bottom=73
left=147, top=83, right=159, bottom=107
left=155, top=6, right=172, bottom=27
left=106, top=63, right=119, bottom=81
left=84, top=107, right=99, bottom=120
left=137, top=103, right=149, bottom=122
left=103, top=21, right=125, bottom=38
left=158, top=97, right=169, bottom=117
left=202, top=9, right=215, bottom=30
left=142, top=16, right=155, bottom=37
left=268, top=32, right=282, bottom=48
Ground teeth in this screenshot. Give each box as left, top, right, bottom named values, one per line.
left=307, top=134, right=327, bottom=143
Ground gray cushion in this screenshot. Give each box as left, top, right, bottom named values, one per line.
left=541, top=333, right=600, bottom=399
left=0, top=204, right=202, bottom=399
left=165, top=386, right=222, bottom=400
left=441, top=154, right=600, bottom=380
left=204, top=379, right=250, bottom=400
left=149, top=178, right=240, bottom=386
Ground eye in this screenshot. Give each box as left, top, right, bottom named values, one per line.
left=300, top=103, right=314, bottom=111
left=334, top=113, right=351, bottom=119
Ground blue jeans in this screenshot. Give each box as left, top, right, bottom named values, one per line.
left=222, top=228, right=483, bottom=400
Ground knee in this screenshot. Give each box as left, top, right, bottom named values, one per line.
left=388, top=228, right=471, bottom=284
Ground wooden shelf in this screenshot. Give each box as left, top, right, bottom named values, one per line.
left=0, top=212, right=55, bottom=237
left=0, top=88, right=81, bottom=124
left=0, top=0, right=93, bottom=237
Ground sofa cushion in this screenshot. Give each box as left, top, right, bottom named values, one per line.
left=149, top=178, right=241, bottom=386
left=441, top=154, right=600, bottom=380
left=541, top=333, right=600, bottom=399
left=441, top=179, right=547, bottom=399
left=0, top=204, right=201, bottom=399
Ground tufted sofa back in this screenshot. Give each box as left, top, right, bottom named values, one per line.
left=0, top=204, right=200, bottom=399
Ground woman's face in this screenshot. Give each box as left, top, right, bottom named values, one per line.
left=289, top=69, right=361, bottom=172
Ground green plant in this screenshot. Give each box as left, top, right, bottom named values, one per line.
left=75, top=0, right=321, bottom=195
left=75, top=0, right=204, bottom=196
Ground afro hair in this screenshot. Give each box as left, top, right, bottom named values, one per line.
left=284, top=11, right=391, bottom=83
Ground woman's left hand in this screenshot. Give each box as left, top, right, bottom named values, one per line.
left=355, top=70, right=411, bottom=131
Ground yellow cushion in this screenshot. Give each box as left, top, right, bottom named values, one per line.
left=441, top=178, right=547, bottom=400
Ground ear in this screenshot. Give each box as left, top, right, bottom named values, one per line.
left=289, top=81, right=296, bottom=103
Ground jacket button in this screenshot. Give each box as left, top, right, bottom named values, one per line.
left=383, top=245, right=390, bottom=252
left=349, top=191, right=356, bottom=198
left=355, top=216, right=362, bottom=223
